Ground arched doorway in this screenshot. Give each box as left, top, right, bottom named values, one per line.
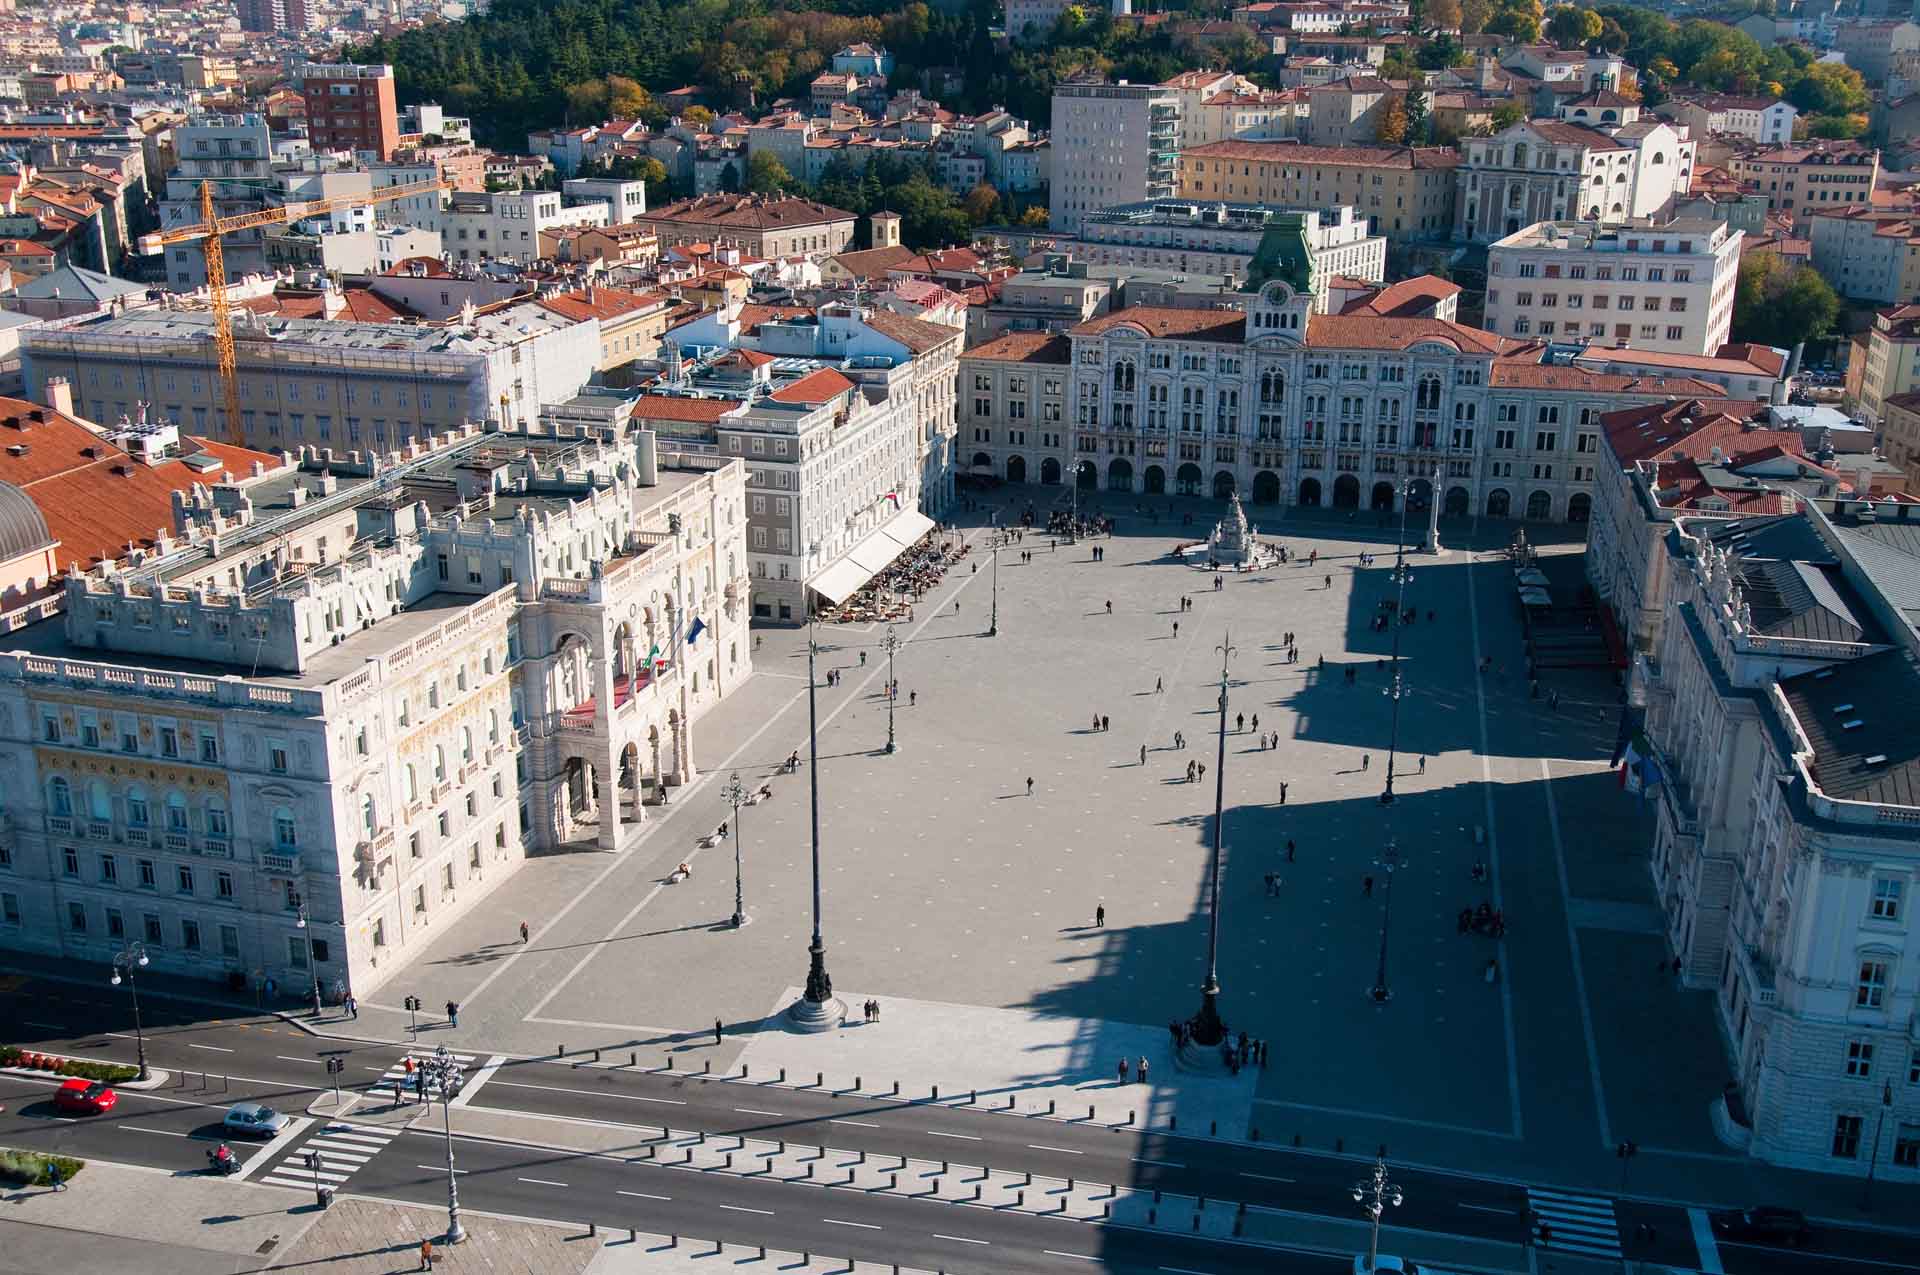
left=618, top=743, right=641, bottom=822
left=1212, top=470, right=1236, bottom=500
left=1176, top=463, right=1204, bottom=496
left=1075, top=460, right=1097, bottom=490
left=1040, top=457, right=1061, bottom=485
left=1526, top=490, right=1552, bottom=521
left=1298, top=477, right=1322, bottom=507
left=1144, top=465, right=1166, bottom=495
left=971, top=452, right=991, bottom=470
left=1333, top=474, right=1361, bottom=509
left=1445, top=485, right=1470, bottom=516
left=1568, top=492, right=1592, bottom=523
left=1007, top=455, right=1027, bottom=483
left=1486, top=488, right=1511, bottom=518
left=1370, top=481, right=1395, bottom=512
left=1407, top=478, right=1432, bottom=511
left=1252, top=470, right=1281, bottom=505
left=1107, top=457, right=1133, bottom=491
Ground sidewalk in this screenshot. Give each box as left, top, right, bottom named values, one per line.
left=262, top=1196, right=598, bottom=1275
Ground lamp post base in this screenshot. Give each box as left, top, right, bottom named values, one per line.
left=1367, top=984, right=1393, bottom=1004
left=785, top=994, right=846, bottom=1033
left=1174, top=1037, right=1238, bottom=1075
left=730, top=912, right=753, bottom=929
left=445, top=1218, right=467, bottom=1245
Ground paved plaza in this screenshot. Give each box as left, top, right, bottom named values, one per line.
left=334, top=488, right=1770, bottom=1201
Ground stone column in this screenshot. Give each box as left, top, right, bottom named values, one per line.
left=1422, top=487, right=1442, bottom=554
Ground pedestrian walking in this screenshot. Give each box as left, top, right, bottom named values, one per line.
left=1362, top=875, right=1374, bottom=897
left=1236, top=712, right=1245, bottom=733
left=1252, top=714, right=1260, bottom=732
left=955, top=599, right=961, bottom=614
left=1279, top=782, right=1289, bottom=805
left=714, top=1018, right=724, bottom=1046
left=1137, top=1057, right=1149, bottom=1084
left=1140, top=744, right=1147, bottom=766
left=909, top=690, right=917, bottom=707
left=1186, top=760, right=1196, bottom=782
left=446, top=1001, right=459, bottom=1028
left=1197, top=762, right=1206, bottom=783
left=860, top=651, right=867, bottom=665
left=1026, top=776, right=1034, bottom=797
left=1101, top=715, right=1109, bottom=732
left=1286, top=838, right=1295, bottom=862
left=1418, top=756, right=1426, bottom=774
left=420, top=1238, right=435, bottom=1271
left=1324, top=574, right=1332, bottom=588
left=1155, top=676, right=1163, bottom=693
left=345, top=994, right=358, bottom=1019
left=1096, top=904, right=1106, bottom=928
left=46, top=1160, right=64, bottom=1192
left=519, top=920, right=530, bottom=943
left=1173, top=620, right=1180, bottom=637
left=1361, top=753, right=1370, bottom=771
left=1106, top=600, right=1113, bottom=614
left=1118, top=1057, right=1130, bottom=1084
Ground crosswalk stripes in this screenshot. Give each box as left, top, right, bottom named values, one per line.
left=1528, top=1186, right=1624, bottom=1258
left=374, top=1049, right=478, bottom=1101
left=257, top=1122, right=402, bottom=1191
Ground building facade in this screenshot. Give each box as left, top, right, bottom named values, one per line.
left=1484, top=219, right=1741, bottom=355
left=1457, top=117, right=1695, bottom=244
left=1049, top=80, right=1182, bottom=234
left=1069, top=200, right=1386, bottom=281
left=1176, top=141, right=1460, bottom=240
left=1725, top=143, right=1880, bottom=231
left=1805, top=208, right=1920, bottom=305
left=639, top=194, right=857, bottom=259
left=300, top=63, right=400, bottom=163
left=1664, top=95, right=1797, bottom=145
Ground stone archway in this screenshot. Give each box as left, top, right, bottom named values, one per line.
left=1176, top=463, right=1204, bottom=496
left=1007, top=455, right=1027, bottom=484
left=1075, top=460, right=1098, bottom=490
left=1332, top=474, right=1361, bottom=509
left=1486, top=488, right=1511, bottom=518
left=1212, top=470, right=1236, bottom=500
left=1252, top=470, right=1281, bottom=505
left=1407, top=478, right=1432, bottom=511
left=1108, top=457, right=1134, bottom=491
left=1445, top=485, right=1470, bottom=516
left=1144, top=464, right=1166, bottom=495
left=1527, top=490, right=1553, bottom=521
left=1040, top=457, right=1061, bottom=486
left=971, top=452, right=992, bottom=470
left=1370, top=481, right=1395, bottom=512
left=1298, top=476, right=1322, bottom=507
left=1568, top=492, right=1592, bottom=523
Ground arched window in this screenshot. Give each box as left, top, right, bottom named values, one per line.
left=405, top=764, right=418, bottom=803
left=434, top=745, right=447, bottom=783
left=206, top=796, right=228, bottom=838
left=361, top=792, right=377, bottom=838
left=462, top=726, right=474, bottom=763
left=126, top=786, right=149, bottom=827
left=488, top=709, right=501, bottom=745
left=1416, top=376, right=1442, bottom=412
left=273, top=806, right=297, bottom=848
left=48, top=776, right=70, bottom=817
left=165, top=791, right=188, bottom=832
left=89, top=781, right=111, bottom=822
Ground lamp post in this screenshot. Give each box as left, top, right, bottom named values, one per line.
left=294, top=899, right=323, bottom=1017
left=1380, top=480, right=1414, bottom=806
left=1367, top=839, right=1401, bottom=1005
left=419, top=1047, right=467, bottom=1244
left=723, top=772, right=748, bottom=929
left=1181, top=633, right=1236, bottom=1061
left=988, top=511, right=1001, bottom=638
left=1865, top=1079, right=1893, bottom=1209
left=109, top=941, right=151, bottom=1081
left=786, top=618, right=845, bottom=1031
left=881, top=624, right=902, bottom=755
left=1352, top=1154, right=1403, bottom=1274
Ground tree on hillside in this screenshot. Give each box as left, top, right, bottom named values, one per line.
left=1789, top=62, right=1867, bottom=117
left=1375, top=96, right=1410, bottom=143
left=1545, top=6, right=1602, bottom=49
left=747, top=151, right=791, bottom=195
left=1404, top=88, right=1432, bottom=144
left=1460, top=0, right=1494, bottom=33
left=962, top=182, right=1001, bottom=225
left=683, top=105, right=715, bottom=128
left=1426, top=0, right=1463, bottom=31
left=1487, top=0, right=1543, bottom=42
left=1492, top=101, right=1527, bottom=130
left=563, top=79, right=609, bottom=124
left=1733, top=255, right=1838, bottom=351
left=1806, top=112, right=1867, bottom=139
left=1018, top=206, right=1050, bottom=227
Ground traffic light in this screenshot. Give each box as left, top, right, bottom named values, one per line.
left=325, top=1057, right=344, bottom=1077
left=404, top=995, right=421, bottom=1013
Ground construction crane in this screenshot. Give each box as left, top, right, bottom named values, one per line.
left=137, top=177, right=449, bottom=445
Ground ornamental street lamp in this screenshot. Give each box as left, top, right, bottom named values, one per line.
left=881, top=624, right=903, bottom=755
left=294, top=900, right=323, bottom=1017
left=419, top=1047, right=467, bottom=1244
left=1352, top=1154, right=1404, bottom=1274
left=723, top=772, right=749, bottom=929
left=109, top=941, right=151, bottom=1081
left=1368, top=838, right=1401, bottom=1005
left=1182, top=632, right=1236, bottom=1060
left=988, top=510, right=1001, bottom=638
left=1381, top=480, right=1414, bottom=807
left=786, top=618, right=845, bottom=1032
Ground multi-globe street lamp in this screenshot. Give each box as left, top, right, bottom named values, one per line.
left=109, top=941, right=151, bottom=1081
left=786, top=619, right=844, bottom=1031
left=723, top=772, right=749, bottom=929
left=418, top=1046, right=467, bottom=1244
left=1181, top=633, right=1236, bottom=1063
left=1352, top=1154, right=1404, bottom=1274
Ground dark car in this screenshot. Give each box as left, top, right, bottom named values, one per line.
left=1711, top=1206, right=1811, bottom=1246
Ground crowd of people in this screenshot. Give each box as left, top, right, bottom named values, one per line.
left=820, top=531, right=968, bottom=624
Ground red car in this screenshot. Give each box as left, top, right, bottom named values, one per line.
left=52, top=1078, right=116, bottom=1115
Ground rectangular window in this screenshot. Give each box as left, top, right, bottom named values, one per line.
left=270, top=746, right=289, bottom=774
left=0, top=892, right=17, bottom=924
left=67, top=901, right=86, bottom=932
left=61, top=847, right=78, bottom=877
left=181, top=919, right=200, bottom=951
left=1872, top=878, right=1903, bottom=921
left=100, top=854, right=117, bottom=884
left=1896, top=1124, right=1920, bottom=1169
left=138, top=859, right=156, bottom=889
left=177, top=865, right=194, bottom=895
left=1859, top=961, right=1889, bottom=1009
left=143, top=913, right=163, bottom=944
left=1833, top=1113, right=1863, bottom=1159
left=105, top=907, right=123, bottom=938
left=216, top=871, right=233, bottom=900
left=288, top=936, right=309, bottom=969
left=1846, top=1040, right=1875, bottom=1078
left=220, top=924, right=239, bottom=957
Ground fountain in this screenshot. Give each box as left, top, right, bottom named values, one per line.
left=1175, top=493, right=1278, bottom=570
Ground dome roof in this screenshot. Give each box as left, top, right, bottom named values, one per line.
left=0, top=480, right=53, bottom=562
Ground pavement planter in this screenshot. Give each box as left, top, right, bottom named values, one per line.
left=0, top=1048, right=168, bottom=1089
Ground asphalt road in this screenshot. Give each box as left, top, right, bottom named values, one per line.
left=4, top=971, right=1918, bottom=1274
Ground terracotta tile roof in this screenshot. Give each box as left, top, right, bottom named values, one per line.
left=0, top=239, right=54, bottom=256
left=1489, top=363, right=1724, bottom=394
left=1305, top=314, right=1508, bottom=354
left=645, top=193, right=857, bottom=230
left=769, top=367, right=856, bottom=403
left=1597, top=398, right=1780, bottom=466
left=340, top=289, right=410, bottom=323
left=631, top=394, right=740, bottom=423
left=963, top=333, right=1072, bottom=364
left=859, top=307, right=959, bottom=355
left=1338, top=275, right=1461, bottom=318
left=1651, top=456, right=1796, bottom=512
left=1182, top=140, right=1460, bottom=169
left=829, top=244, right=922, bottom=278
left=736, top=303, right=815, bottom=332
left=536, top=286, right=665, bottom=324
left=1074, top=307, right=1248, bottom=343
left=1512, top=120, right=1627, bottom=150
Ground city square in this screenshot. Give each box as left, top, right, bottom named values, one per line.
left=340, top=488, right=1743, bottom=1196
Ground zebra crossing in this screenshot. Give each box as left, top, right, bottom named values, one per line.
left=372, top=1048, right=478, bottom=1101
left=1528, top=1186, right=1624, bottom=1258
left=257, top=1121, right=402, bottom=1191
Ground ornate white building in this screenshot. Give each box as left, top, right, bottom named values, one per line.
left=0, top=423, right=751, bottom=1002
left=1457, top=102, right=1695, bottom=243
left=1639, top=501, right=1920, bottom=1176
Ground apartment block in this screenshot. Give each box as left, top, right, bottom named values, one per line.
left=1050, top=79, right=1181, bottom=234
left=1176, top=140, right=1460, bottom=240
left=300, top=63, right=400, bottom=163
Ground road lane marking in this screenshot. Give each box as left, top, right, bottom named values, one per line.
left=1689, top=1208, right=1724, bottom=1275
left=489, top=1078, right=684, bottom=1105
left=24, top=1020, right=65, bottom=1029
left=517, top=1177, right=568, bottom=1187
left=830, top=1118, right=879, bottom=1127
left=275, top=1056, right=323, bottom=1065
left=1027, top=1144, right=1083, bottom=1155
left=1044, top=1251, right=1098, bottom=1261
left=1131, top=1157, right=1184, bottom=1168
left=1459, top=1202, right=1518, bottom=1215
left=719, top=1205, right=774, bottom=1215
left=103, top=1032, right=140, bottom=1039
left=823, top=1219, right=880, bottom=1230
left=618, top=1189, right=671, bottom=1201
left=734, top=1107, right=785, bottom=1116
left=1238, top=1172, right=1293, bottom=1183
left=120, top=1125, right=190, bottom=1136
left=1161, top=1267, right=1215, bottom=1275
left=417, top=1165, right=468, bottom=1174
left=926, top=1130, right=981, bottom=1140
left=187, top=1043, right=235, bottom=1053
left=934, top=1234, right=989, bottom=1245
left=450, top=1054, right=506, bottom=1110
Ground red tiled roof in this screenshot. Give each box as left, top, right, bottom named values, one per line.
left=1305, top=314, right=1508, bottom=353
left=769, top=368, right=856, bottom=403
left=1337, top=275, right=1461, bottom=318
left=1074, top=307, right=1248, bottom=343
left=631, top=394, right=740, bottom=423
left=536, top=286, right=664, bottom=324
left=963, top=333, right=1072, bottom=364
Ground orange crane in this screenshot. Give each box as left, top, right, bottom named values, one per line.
left=137, top=177, right=449, bottom=445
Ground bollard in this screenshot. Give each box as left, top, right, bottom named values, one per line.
left=1016, top=1190, right=1025, bottom=1206
left=889, top=1173, right=897, bottom=1190
left=1149, top=1207, right=1157, bottom=1225
left=779, top=1140, right=786, bottom=1153
left=1336, top=1137, right=1344, bottom=1153
left=223, top=1074, right=229, bottom=1092
left=630, top=1228, right=636, bottom=1242
left=699, top=1131, right=707, bottom=1144
left=759, top=1247, right=765, bottom=1260
left=1170, top=1115, right=1178, bottom=1131
left=742, top=1064, right=749, bottom=1079
left=816, top=1071, right=823, bottom=1088
left=1047, top=1099, right=1055, bottom=1115
left=589, top=1222, right=598, bottom=1237
left=594, top=1048, right=601, bottom=1063
left=1379, top=1143, right=1387, bottom=1157
left=802, top=1254, right=808, bottom=1265
left=1129, top=1109, right=1135, bottom=1125
left=725, top=1153, right=733, bottom=1169
left=859, top=1150, right=867, bottom=1164
left=1102, top=1202, right=1110, bottom=1218
left=1089, top=1104, right=1095, bottom=1120
left=669, top=1235, right=677, bottom=1249
left=932, top=1084, right=939, bottom=1100
left=892, top=1080, right=900, bottom=1096
left=1006, top=1094, right=1015, bottom=1110
left=643, top=1145, right=655, bottom=1160
left=1210, top=1120, right=1217, bottom=1136
left=1200, top=1195, right=1207, bottom=1209
left=805, top=1163, right=813, bottom=1178
left=1154, top=1189, right=1163, bottom=1205
left=1021, top=1171, right=1030, bottom=1186
left=1251, top=1128, right=1260, bottom=1142
left=559, top=1043, right=566, bottom=1057
left=1058, top=1196, right=1067, bottom=1214
left=780, top=1066, right=789, bottom=1083
left=630, top=1051, right=637, bottom=1067
left=702, top=1059, right=711, bottom=1075
left=667, top=1056, right=675, bottom=1070
left=970, top=1089, right=976, bottom=1105
left=1194, top=1212, right=1202, bottom=1231
left=855, top=1075, right=861, bottom=1090
left=1294, top=1134, right=1302, bottom=1146
left=941, top=1160, right=948, bottom=1174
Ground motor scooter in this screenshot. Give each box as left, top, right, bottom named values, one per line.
left=206, top=1147, right=242, bottom=1176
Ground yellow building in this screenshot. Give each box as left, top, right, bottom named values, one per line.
left=535, top=286, right=672, bottom=372
left=1177, top=140, right=1461, bottom=238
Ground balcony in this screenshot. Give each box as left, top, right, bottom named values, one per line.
left=203, top=837, right=232, bottom=859
left=88, top=820, right=112, bottom=841
left=166, top=832, right=191, bottom=852
left=46, top=815, right=72, bottom=835
left=126, top=826, right=150, bottom=846
left=260, top=851, right=298, bottom=874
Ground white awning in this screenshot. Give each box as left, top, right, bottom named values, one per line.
left=807, top=507, right=937, bottom=604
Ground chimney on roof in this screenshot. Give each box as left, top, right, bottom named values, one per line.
left=43, top=376, right=72, bottom=419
